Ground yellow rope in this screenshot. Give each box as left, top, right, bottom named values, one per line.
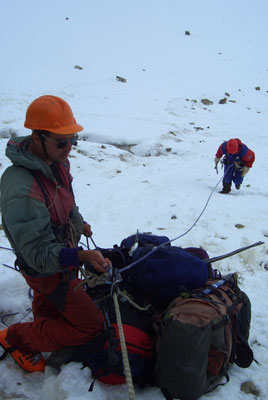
left=118, top=289, right=151, bottom=312
left=69, top=224, right=137, bottom=400
left=113, top=291, right=136, bottom=400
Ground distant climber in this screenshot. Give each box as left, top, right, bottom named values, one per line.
left=214, top=138, right=255, bottom=194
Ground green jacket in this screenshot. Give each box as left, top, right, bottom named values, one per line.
left=0, top=136, right=84, bottom=276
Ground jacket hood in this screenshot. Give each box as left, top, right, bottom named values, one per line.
left=5, top=135, right=54, bottom=180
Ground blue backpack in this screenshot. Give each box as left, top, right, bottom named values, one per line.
left=100, top=233, right=211, bottom=309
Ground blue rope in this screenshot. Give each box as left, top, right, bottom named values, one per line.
left=1, top=263, right=18, bottom=271
left=0, top=246, right=14, bottom=252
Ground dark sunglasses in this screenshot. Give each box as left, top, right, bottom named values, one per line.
left=42, top=134, right=78, bottom=149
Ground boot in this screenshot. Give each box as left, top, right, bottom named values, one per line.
left=0, top=328, right=45, bottom=373
left=235, top=184, right=241, bottom=190
left=220, top=181, right=231, bottom=194
left=46, top=346, right=76, bottom=371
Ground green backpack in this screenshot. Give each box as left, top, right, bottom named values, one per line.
left=155, top=274, right=254, bottom=400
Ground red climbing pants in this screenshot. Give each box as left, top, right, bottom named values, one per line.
left=7, top=271, right=104, bottom=353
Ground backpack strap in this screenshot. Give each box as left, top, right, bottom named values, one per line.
left=207, top=372, right=230, bottom=394
left=28, top=167, right=74, bottom=207
left=28, top=169, right=50, bottom=207
left=212, top=315, right=229, bottom=331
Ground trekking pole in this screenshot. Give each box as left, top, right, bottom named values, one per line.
left=110, top=267, right=136, bottom=400
left=233, top=163, right=238, bottom=177
left=203, top=241, right=264, bottom=264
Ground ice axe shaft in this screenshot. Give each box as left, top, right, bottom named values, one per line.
left=204, top=241, right=264, bottom=264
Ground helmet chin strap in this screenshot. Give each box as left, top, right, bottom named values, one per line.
left=38, top=132, right=50, bottom=159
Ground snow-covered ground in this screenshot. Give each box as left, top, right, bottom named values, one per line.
left=0, top=0, right=267, bottom=399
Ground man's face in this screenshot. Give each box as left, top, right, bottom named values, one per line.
left=43, top=132, right=78, bottom=164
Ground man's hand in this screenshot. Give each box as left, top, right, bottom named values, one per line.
left=241, top=166, right=250, bottom=177
left=83, top=223, right=92, bottom=237
left=214, top=157, right=220, bottom=174
left=78, top=249, right=111, bottom=273
left=214, top=157, right=220, bottom=167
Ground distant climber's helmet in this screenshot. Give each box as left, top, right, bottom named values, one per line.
left=226, top=139, right=239, bottom=154
left=24, top=95, right=83, bottom=134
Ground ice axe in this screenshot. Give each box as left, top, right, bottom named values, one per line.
left=203, top=241, right=264, bottom=264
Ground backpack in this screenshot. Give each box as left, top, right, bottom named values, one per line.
left=77, top=232, right=216, bottom=388
left=98, top=233, right=212, bottom=310
left=70, top=290, right=156, bottom=388
left=155, top=274, right=254, bottom=400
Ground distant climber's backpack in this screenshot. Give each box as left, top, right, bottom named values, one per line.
left=70, top=292, right=155, bottom=388
left=155, top=274, right=254, bottom=400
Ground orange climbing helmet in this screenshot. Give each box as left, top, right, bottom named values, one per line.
left=24, top=95, right=83, bottom=134
left=226, top=139, right=239, bottom=154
